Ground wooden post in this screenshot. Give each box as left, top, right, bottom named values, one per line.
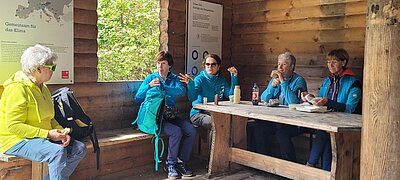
left=361, top=0, right=400, bottom=179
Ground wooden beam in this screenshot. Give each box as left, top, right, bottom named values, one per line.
left=361, top=0, right=400, bottom=179
left=230, top=148, right=330, bottom=180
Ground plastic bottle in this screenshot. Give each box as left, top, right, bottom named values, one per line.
left=252, top=83, right=259, bottom=105
left=233, top=85, right=241, bottom=104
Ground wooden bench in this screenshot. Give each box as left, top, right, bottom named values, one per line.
left=0, top=128, right=158, bottom=180
left=0, top=153, right=48, bottom=180
left=194, top=101, right=362, bottom=180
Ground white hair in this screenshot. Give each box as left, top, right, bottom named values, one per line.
left=278, top=52, right=296, bottom=70
left=20, top=44, right=57, bottom=74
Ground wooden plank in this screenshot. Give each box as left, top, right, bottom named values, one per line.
left=232, top=28, right=366, bottom=44
left=232, top=15, right=366, bottom=33
left=207, top=112, right=231, bottom=175
left=74, top=0, right=97, bottom=11
left=231, top=41, right=365, bottom=55
left=233, top=0, right=366, bottom=12
left=331, top=132, right=360, bottom=180
left=74, top=67, right=98, bottom=83
left=74, top=23, right=98, bottom=40
left=74, top=39, right=98, bottom=54
left=74, top=8, right=97, bottom=25
left=195, top=101, right=362, bottom=132
left=230, top=147, right=331, bottom=180
left=231, top=53, right=364, bottom=67
left=233, top=5, right=366, bottom=24
left=74, top=53, right=98, bottom=68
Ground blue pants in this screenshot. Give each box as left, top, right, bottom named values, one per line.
left=5, top=138, right=87, bottom=180
left=162, top=117, right=197, bottom=165
left=307, top=130, right=332, bottom=171
left=248, top=120, right=303, bottom=162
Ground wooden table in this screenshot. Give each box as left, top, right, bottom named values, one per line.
left=194, top=101, right=362, bottom=180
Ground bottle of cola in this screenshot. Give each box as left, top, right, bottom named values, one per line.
left=252, top=82, right=259, bottom=105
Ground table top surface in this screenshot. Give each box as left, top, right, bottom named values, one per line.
left=194, top=101, right=362, bottom=132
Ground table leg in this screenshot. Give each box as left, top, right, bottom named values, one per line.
left=231, top=115, right=247, bottom=149
left=330, top=132, right=361, bottom=180
left=207, top=112, right=231, bottom=176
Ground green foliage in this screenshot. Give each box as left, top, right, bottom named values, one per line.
left=97, top=0, right=160, bottom=81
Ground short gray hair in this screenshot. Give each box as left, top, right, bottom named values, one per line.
left=278, top=52, right=296, bottom=70
left=21, top=44, right=57, bottom=74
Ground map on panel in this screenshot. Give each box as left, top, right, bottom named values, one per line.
left=0, top=0, right=74, bottom=85
left=15, top=0, right=73, bottom=24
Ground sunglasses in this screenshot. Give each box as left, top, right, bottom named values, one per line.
left=43, top=64, right=57, bottom=72
left=205, top=63, right=217, bottom=67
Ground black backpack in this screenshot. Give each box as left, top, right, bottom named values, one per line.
left=52, top=87, right=100, bottom=169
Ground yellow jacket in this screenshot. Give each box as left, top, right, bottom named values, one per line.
left=0, top=71, right=63, bottom=152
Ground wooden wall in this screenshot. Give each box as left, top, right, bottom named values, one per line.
left=0, top=0, right=368, bottom=130
left=230, top=0, right=367, bottom=98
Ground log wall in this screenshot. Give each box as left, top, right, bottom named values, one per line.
left=231, top=0, right=367, bottom=98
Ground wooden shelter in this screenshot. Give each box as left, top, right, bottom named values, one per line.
left=0, top=0, right=399, bottom=179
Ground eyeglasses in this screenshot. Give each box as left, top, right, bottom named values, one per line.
left=326, top=60, right=339, bottom=65
left=205, top=63, right=217, bottom=67
left=43, top=64, right=57, bottom=72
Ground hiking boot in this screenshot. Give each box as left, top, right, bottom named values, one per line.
left=175, top=162, right=193, bottom=177
left=164, top=164, right=180, bottom=179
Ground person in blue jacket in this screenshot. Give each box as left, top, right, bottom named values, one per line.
left=179, top=54, right=238, bottom=130
left=302, top=48, right=362, bottom=171
left=248, top=52, right=307, bottom=162
left=134, top=51, right=196, bottom=179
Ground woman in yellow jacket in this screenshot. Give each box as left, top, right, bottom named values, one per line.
left=0, top=44, right=86, bottom=180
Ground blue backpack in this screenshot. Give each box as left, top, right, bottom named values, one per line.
left=132, top=86, right=165, bottom=171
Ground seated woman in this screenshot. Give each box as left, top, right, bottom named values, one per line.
left=0, top=44, right=87, bottom=180
left=179, top=54, right=238, bottom=130
left=134, top=51, right=196, bottom=179
left=248, top=52, right=307, bottom=162
left=302, top=48, right=362, bottom=171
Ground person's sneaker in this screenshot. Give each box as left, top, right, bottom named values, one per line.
left=174, top=162, right=194, bottom=177
left=164, top=164, right=180, bottom=179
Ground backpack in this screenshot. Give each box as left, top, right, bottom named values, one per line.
left=132, top=86, right=165, bottom=171
left=52, top=87, right=100, bottom=169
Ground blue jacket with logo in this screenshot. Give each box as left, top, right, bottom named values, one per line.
left=261, top=72, right=307, bottom=105
left=317, top=68, right=361, bottom=113
left=135, top=71, right=185, bottom=107
left=187, top=70, right=238, bottom=118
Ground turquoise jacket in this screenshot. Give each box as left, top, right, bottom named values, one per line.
left=135, top=71, right=186, bottom=107
left=261, top=72, right=307, bottom=105
left=317, top=68, right=361, bottom=113
left=187, top=70, right=238, bottom=118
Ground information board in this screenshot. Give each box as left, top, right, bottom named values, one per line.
left=0, top=0, right=74, bottom=85
left=186, top=0, right=223, bottom=76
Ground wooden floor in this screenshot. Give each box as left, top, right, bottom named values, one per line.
left=96, top=157, right=287, bottom=180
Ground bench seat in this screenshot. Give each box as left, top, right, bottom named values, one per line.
left=0, top=128, right=158, bottom=180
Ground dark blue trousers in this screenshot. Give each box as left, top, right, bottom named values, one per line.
left=162, top=117, right=197, bottom=165
left=307, top=130, right=332, bottom=171
left=248, top=120, right=302, bottom=162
